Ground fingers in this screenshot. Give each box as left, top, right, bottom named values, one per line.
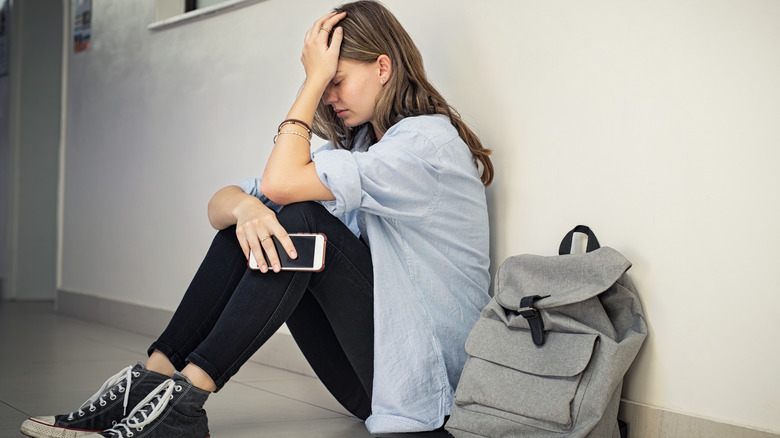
left=258, top=234, right=280, bottom=273
left=326, top=11, right=347, bottom=32
left=270, top=228, right=298, bottom=262
left=310, top=11, right=346, bottom=48
left=261, top=223, right=299, bottom=271
left=237, top=223, right=271, bottom=273
left=329, top=26, right=344, bottom=51
left=306, top=12, right=334, bottom=42
left=236, top=215, right=298, bottom=274
left=315, top=11, right=346, bottom=36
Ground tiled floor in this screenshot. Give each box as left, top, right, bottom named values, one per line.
left=0, top=301, right=451, bottom=437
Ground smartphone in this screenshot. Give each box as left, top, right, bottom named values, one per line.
left=248, top=233, right=326, bottom=272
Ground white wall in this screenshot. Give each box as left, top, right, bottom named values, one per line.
left=60, top=0, right=780, bottom=434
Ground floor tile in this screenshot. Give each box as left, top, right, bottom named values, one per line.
left=231, top=361, right=312, bottom=383
left=207, top=380, right=348, bottom=425
left=209, top=416, right=371, bottom=438
left=242, top=377, right=352, bottom=416
left=0, top=401, right=27, bottom=437
left=0, top=360, right=145, bottom=415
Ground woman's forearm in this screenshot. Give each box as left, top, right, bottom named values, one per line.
left=263, top=79, right=324, bottom=177
left=261, top=79, right=333, bottom=205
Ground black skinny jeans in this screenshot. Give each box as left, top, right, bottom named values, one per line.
left=148, top=202, right=374, bottom=419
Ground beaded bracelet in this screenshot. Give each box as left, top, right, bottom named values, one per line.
left=278, top=119, right=312, bottom=139
left=273, top=130, right=311, bottom=145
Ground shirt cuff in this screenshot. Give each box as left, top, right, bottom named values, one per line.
left=312, top=148, right=362, bottom=216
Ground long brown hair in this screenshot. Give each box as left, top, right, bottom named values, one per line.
left=312, top=0, right=494, bottom=186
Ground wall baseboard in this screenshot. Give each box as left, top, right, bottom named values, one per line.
left=56, top=290, right=779, bottom=437
left=618, top=401, right=779, bottom=438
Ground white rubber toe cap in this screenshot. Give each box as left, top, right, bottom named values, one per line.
left=21, top=416, right=94, bottom=438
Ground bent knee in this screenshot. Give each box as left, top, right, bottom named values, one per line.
left=276, top=202, right=328, bottom=232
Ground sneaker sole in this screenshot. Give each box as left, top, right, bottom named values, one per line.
left=21, top=417, right=98, bottom=438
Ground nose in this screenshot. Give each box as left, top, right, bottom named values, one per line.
left=322, top=83, right=337, bottom=106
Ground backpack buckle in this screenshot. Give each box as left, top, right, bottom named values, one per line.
left=519, top=295, right=548, bottom=346
left=518, top=307, right=538, bottom=317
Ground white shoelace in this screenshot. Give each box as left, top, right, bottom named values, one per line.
left=103, top=379, right=181, bottom=438
left=68, top=365, right=140, bottom=420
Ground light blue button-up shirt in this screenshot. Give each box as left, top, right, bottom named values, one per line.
left=240, top=114, right=491, bottom=433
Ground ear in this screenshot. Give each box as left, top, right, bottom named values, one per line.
left=377, top=54, right=392, bottom=85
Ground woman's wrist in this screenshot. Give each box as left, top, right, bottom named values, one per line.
left=302, top=76, right=329, bottom=103
left=208, top=185, right=252, bottom=230
left=280, top=78, right=327, bottom=131
left=232, top=193, right=266, bottom=223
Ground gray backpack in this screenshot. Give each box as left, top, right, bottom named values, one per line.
left=447, top=226, right=647, bottom=438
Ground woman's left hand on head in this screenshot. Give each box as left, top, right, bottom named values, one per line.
left=301, top=11, right=346, bottom=85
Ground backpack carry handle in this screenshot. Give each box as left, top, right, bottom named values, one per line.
left=559, top=225, right=601, bottom=255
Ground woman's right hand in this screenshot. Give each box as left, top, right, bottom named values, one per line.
left=208, top=186, right=297, bottom=273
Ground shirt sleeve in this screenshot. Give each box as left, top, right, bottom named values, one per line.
left=236, top=178, right=284, bottom=213
left=312, top=126, right=441, bottom=219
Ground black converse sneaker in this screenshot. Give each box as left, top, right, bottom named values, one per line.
left=21, top=363, right=169, bottom=438
left=82, top=372, right=210, bottom=438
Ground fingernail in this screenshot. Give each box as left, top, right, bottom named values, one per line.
left=290, top=251, right=298, bottom=259
left=273, top=264, right=280, bottom=272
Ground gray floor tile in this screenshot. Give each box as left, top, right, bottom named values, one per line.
left=0, top=401, right=28, bottom=437
left=207, top=380, right=349, bottom=425
left=231, top=361, right=312, bottom=383
left=212, top=416, right=372, bottom=438
left=242, top=377, right=352, bottom=417
left=0, top=360, right=144, bottom=415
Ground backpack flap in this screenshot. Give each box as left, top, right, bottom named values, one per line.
left=489, top=247, right=632, bottom=346
left=495, top=247, right=631, bottom=311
